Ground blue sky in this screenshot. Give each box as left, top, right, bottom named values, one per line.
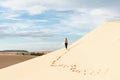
left=0, top=0, right=120, bottom=51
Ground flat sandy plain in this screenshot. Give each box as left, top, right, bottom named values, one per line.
left=0, top=54, right=36, bottom=69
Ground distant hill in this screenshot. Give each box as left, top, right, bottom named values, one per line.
left=0, top=50, right=28, bottom=52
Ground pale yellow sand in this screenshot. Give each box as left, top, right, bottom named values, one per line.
left=0, top=22, right=120, bottom=80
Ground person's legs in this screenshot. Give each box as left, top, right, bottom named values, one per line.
left=65, top=43, right=68, bottom=49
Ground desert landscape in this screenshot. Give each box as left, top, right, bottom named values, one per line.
left=0, top=0, right=119, bottom=79
left=0, top=22, right=120, bottom=80
left=0, top=54, right=35, bottom=69
left=0, top=51, right=51, bottom=69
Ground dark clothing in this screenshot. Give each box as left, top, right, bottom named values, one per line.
left=65, top=43, right=68, bottom=49
left=64, top=38, right=68, bottom=49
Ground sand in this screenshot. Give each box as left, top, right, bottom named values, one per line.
left=0, top=22, right=120, bottom=80
left=0, top=55, right=36, bottom=69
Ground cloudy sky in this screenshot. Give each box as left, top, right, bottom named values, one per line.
left=0, top=0, right=119, bottom=51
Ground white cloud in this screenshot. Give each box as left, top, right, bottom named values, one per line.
left=0, top=22, right=60, bottom=39
left=0, top=0, right=120, bottom=38
left=59, top=12, right=98, bottom=30
left=59, top=7, right=120, bottom=30
left=0, top=0, right=47, bottom=15
left=27, top=19, right=48, bottom=23
left=0, top=24, right=10, bottom=31
left=0, top=0, right=119, bottom=21
left=4, top=13, right=22, bottom=20
left=0, top=23, right=33, bottom=33
left=27, top=5, right=47, bottom=15
left=0, top=0, right=119, bottom=35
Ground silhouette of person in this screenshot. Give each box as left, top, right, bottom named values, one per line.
left=64, top=38, right=68, bottom=49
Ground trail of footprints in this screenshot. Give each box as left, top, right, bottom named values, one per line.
left=50, top=51, right=109, bottom=76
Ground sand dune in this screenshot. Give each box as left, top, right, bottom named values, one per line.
left=0, top=22, right=120, bottom=80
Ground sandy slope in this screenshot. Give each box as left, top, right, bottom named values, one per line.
left=0, top=22, right=120, bottom=80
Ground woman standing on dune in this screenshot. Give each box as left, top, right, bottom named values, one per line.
left=64, top=38, right=68, bottom=49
